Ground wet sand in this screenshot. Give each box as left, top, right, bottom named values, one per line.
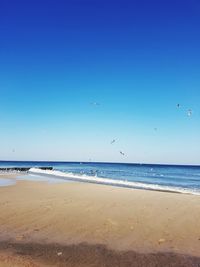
left=0, top=175, right=200, bottom=266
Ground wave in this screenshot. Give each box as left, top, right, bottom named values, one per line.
left=28, top=168, right=200, bottom=196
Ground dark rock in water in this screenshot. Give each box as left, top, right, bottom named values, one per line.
left=0, top=167, right=53, bottom=172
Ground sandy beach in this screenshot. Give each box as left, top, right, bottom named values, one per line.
left=0, top=174, right=200, bottom=266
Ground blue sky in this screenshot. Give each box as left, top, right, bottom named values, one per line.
left=0, top=0, right=200, bottom=164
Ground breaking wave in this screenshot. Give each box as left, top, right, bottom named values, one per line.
left=29, top=168, right=200, bottom=196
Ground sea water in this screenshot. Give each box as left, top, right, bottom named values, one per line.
left=0, top=161, right=200, bottom=195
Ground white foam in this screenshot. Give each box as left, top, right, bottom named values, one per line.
left=28, top=168, right=200, bottom=196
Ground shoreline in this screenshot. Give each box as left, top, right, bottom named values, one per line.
left=0, top=170, right=199, bottom=197
left=0, top=175, right=200, bottom=266
left=20, top=167, right=200, bottom=196
left=1, top=165, right=200, bottom=196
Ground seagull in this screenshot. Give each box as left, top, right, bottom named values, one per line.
left=110, top=139, right=116, bottom=144
left=91, top=170, right=98, bottom=177
left=187, top=109, right=192, bottom=117
left=90, top=102, right=100, bottom=106
left=177, top=104, right=180, bottom=108
left=119, top=151, right=125, bottom=156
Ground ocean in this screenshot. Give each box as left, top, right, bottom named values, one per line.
left=0, top=161, right=200, bottom=195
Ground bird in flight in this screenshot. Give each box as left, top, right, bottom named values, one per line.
left=187, top=109, right=192, bottom=117
left=90, top=102, right=100, bottom=106
left=110, top=139, right=116, bottom=144
left=177, top=104, right=180, bottom=108
left=119, top=151, right=125, bottom=156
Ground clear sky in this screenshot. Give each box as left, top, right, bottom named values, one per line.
left=0, top=0, right=200, bottom=164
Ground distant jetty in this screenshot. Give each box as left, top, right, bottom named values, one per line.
left=0, top=167, right=53, bottom=172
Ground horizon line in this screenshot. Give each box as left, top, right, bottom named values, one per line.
left=0, top=160, right=199, bottom=168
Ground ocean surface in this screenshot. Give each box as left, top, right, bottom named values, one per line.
left=0, top=161, right=200, bottom=195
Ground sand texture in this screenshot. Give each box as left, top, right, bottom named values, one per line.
left=0, top=175, right=200, bottom=266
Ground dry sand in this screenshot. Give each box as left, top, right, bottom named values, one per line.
left=0, top=174, right=200, bottom=266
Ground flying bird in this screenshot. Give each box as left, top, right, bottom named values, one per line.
left=177, top=104, right=180, bottom=108
left=90, top=102, right=100, bottom=106
left=119, top=151, right=125, bottom=156
left=187, top=109, right=192, bottom=117
left=110, top=139, right=116, bottom=144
